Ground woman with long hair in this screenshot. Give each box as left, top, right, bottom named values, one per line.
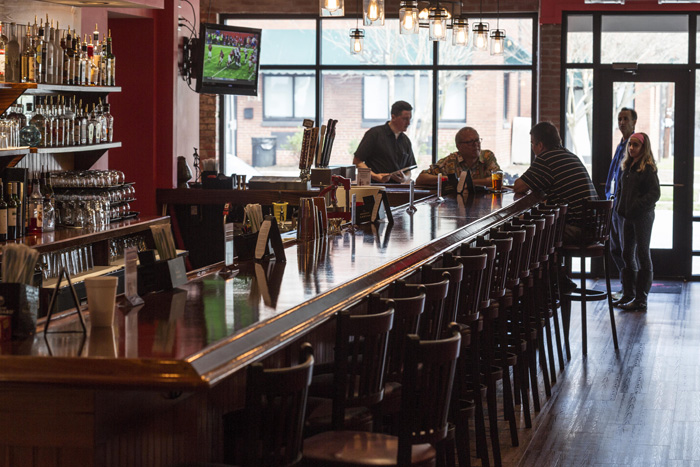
left=614, top=132, right=660, bottom=311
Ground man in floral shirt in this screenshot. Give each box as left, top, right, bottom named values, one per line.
left=416, top=127, right=500, bottom=186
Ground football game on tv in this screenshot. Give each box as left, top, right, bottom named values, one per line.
left=196, top=23, right=262, bottom=96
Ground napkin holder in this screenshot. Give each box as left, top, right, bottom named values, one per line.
left=137, top=254, right=188, bottom=295
left=234, top=231, right=259, bottom=261
left=0, top=283, right=39, bottom=339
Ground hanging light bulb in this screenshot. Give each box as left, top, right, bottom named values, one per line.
left=428, top=6, right=448, bottom=41
left=452, top=17, right=468, bottom=46
left=363, top=0, right=384, bottom=25
left=350, top=28, right=365, bottom=54
left=472, top=22, right=489, bottom=50
left=399, top=0, right=419, bottom=35
left=320, top=0, right=344, bottom=16
left=418, top=6, right=430, bottom=28
left=490, top=28, right=506, bottom=55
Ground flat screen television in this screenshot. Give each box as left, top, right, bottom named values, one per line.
left=195, top=23, right=262, bottom=96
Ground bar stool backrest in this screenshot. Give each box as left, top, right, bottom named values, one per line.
left=523, top=212, right=555, bottom=263
left=395, top=275, right=450, bottom=341
left=460, top=243, right=497, bottom=310
left=502, top=221, right=536, bottom=280
left=443, top=252, right=487, bottom=324
left=422, top=262, right=464, bottom=336
left=580, top=199, right=613, bottom=246
left=534, top=206, right=560, bottom=255
left=398, top=327, right=461, bottom=466
left=513, top=217, right=545, bottom=270
left=243, top=343, right=315, bottom=467
left=368, top=291, right=425, bottom=382
left=476, top=236, right=513, bottom=300
left=332, top=308, right=394, bottom=429
left=491, top=228, right=526, bottom=289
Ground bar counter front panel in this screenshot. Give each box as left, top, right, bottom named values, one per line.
left=0, top=191, right=539, bottom=466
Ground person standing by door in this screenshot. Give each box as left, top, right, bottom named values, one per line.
left=615, top=132, right=660, bottom=311
left=607, top=108, right=637, bottom=302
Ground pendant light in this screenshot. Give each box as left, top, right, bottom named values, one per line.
left=320, top=0, right=344, bottom=16
left=452, top=3, right=468, bottom=46
left=399, top=0, right=419, bottom=35
left=350, top=0, right=365, bottom=53
left=472, top=0, right=489, bottom=51
left=428, top=3, right=449, bottom=41
left=363, top=0, right=385, bottom=26
left=490, top=0, right=505, bottom=55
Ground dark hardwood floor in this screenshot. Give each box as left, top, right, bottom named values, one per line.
left=480, top=279, right=698, bottom=467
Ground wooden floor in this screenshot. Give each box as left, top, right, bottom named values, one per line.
left=480, top=279, right=700, bottom=467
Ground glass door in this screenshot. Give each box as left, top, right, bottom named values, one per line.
left=594, top=69, right=692, bottom=278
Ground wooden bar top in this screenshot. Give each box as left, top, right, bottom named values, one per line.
left=0, top=192, right=539, bottom=391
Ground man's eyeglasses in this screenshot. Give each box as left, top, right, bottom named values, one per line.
left=457, top=138, right=482, bottom=145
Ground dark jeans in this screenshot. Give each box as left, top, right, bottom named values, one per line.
left=622, top=210, right=655, bottom=276
left=609, top=208, right=630, bottom=276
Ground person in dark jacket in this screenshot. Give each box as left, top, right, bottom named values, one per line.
left=615, top=132, right=660, bottom=311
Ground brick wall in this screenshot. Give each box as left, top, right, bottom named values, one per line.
left=538, top=23, right=562, bottom=129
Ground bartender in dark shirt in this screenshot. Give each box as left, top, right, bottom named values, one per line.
left=353, top=100, right=417, bottom=183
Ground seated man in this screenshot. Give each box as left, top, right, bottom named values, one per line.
left=416, top=127, right=499, bottom=186
left=353, top=100, right=416, bottom=184
left=513, top=121, right=598, bottom=244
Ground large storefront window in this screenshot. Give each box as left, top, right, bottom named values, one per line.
left=222, top=15, right=535, bottom=177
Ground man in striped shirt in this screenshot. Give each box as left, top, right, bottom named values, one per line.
left=513, top=122, right=598, bottom=243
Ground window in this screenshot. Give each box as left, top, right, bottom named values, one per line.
left=221, top=15, right=535, bottom=177
left=263, top=74, right=314, bottom=121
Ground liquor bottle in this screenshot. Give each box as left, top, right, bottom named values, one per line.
left=79, top=34, right=88, bottom=86
left=44, top=97, right=54, bottom=147
left=0, top=22, right=7, bottom=82
left=6, top=182, right=16, bottom=240
left=91, top=102, right=102, bottom=143
left=42, top=171, right=55, bottom=232
left=72, top=29, right=80, bottom=86
left=63, top=27, right=73, bottom=85
left=58, top=96, right=70, bottom=146
left=35, top=19, right=45, bottom=84
left=104, top=29, right=115, bottom=86
left=29, top=100, right=46, bottom=147
left=0, top=180, right=7, bottom=242
left=27, top=173, right=43, bottom=235
left=79, top=101, right=87, bottom=145
left=6, top=23, right=19, bottom=83
left=20, top=22, right=36, bottom=83
left=86, top=104, right=95, bottom=144
left=91, top=24, right=100, bottom=85
left=54, top=21, right=63, bottom=85
left=102, top=102, right=113, bottom=142
left=44, top=16, right=54, bottom=85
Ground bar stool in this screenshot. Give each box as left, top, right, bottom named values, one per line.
left=222, top=343, right=314, bottom=467
left=303, top=327, right=462, bottom=467
left=560, top=199, right=619, bottom=356
left=395, top=275, right=451, bottom=341
left=422, top=262, right=464, bottom=337
left=304, top=306, right=394, bottom=435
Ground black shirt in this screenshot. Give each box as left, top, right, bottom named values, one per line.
left=354, top=122, right=416, bottom=175
left=519, top=147, right=598, bottom=227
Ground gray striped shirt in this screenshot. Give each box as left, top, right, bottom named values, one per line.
left=519, top=147, right=598, bottom=226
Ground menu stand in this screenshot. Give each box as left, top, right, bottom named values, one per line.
left=43, top=267, right=87, bottom=336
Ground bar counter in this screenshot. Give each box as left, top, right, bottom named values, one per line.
left=0, top=190, right=539, bottom=465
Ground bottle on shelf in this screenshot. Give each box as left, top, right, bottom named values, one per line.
left=102, top=102, right=113, bottom=142
left=91, top=23, right=100, bottom=86
left=29, top=101, right=46, bottom=147
left=105, top=29, right=115, bottom=86
left=6, top=23, right=19, bottom=83
left=54, top=21, right=62, bottom=85
left=7, top=182, right=16, bottom=240
left=86, top=104, right=95, bottom=145
left=15, top=181, right=23, bottom=238
left=27, top=172, right=43, bottom=235
left=44, top=16, right=55, bottom=85
left=72, top=29, right=80, bottom=86
left=78, top=100, right=87, bottom=145
left=79, top=34, right=88, bottom=86
left=35, top=17, right=45, bottom=84
left=42, top=171, right=55, bottom=232
left=0, top=22, right=7, bottom=83
left=0, top=179, right=7, bottom=242
left=62, top=27, right=73, bottom=85
left=64, top=96, right=75, bottom=146
left=20, top=22, right=36, bottom=83
left=90, top=102, right=102, bottom=143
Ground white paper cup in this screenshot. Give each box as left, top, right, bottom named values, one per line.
left=85, top=276, right=118, bottom=328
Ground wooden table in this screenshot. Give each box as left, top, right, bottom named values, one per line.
left=0, top=190, right=539, bottom=466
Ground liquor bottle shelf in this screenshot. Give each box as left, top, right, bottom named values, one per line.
left=31, top=142, right=122, bottom=154
left=24, top=84, right=122, bottom=95
left=0, top=147, right=31, bottom=156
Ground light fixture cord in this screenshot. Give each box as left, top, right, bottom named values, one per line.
left=496, top=0, right=500, bottom=29
left=356, top=0, right=360, bottom=28
left=479, top=0, right=483, bottom=22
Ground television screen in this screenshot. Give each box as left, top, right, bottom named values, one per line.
left=196, top=23, right=262, bottom=96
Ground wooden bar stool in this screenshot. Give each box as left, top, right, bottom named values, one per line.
left=395, top=275, right=451, bottom=341
left=305, top=307, right=394, bottom=435
left=560, top=199, right=619, bottom=356
left=303, top=327, right=462, bottom=467
left=222, top=343, right=315, bottom=467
